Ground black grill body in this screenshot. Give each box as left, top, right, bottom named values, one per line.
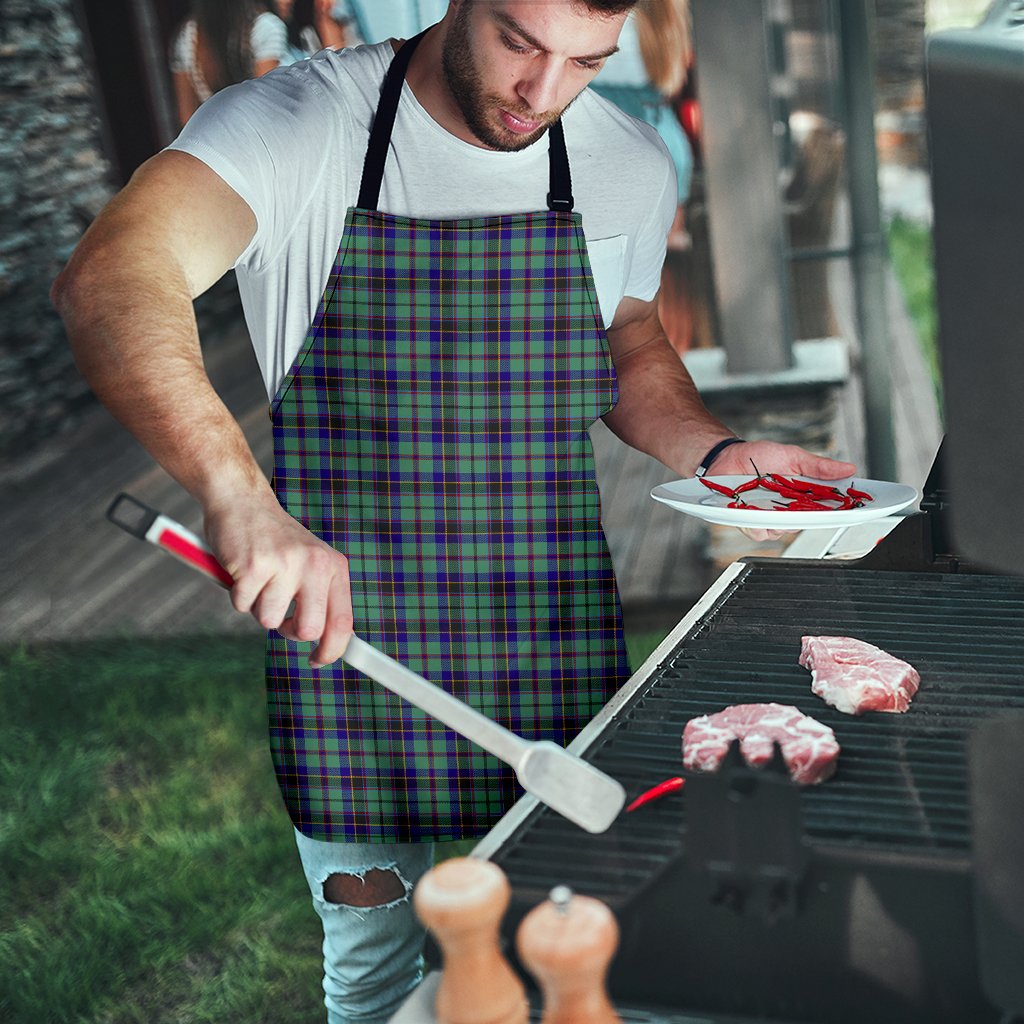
left=482, top=557, right=1024, bottom=1023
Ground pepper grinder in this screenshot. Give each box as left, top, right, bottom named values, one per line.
left=413, top=857, right=528, bottom=1024
left=516, top=885, right=621, bottom=1024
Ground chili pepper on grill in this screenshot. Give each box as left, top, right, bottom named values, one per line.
left=625, top=776, right=685, bottom=813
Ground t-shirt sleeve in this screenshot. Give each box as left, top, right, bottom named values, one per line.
left=251, top=12, right=289, bottom=63
left=165, top=65, right=342, bottom=272
left=623, top=134, right=678, bottom=302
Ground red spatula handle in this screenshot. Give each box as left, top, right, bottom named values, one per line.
left=106, top=492, right=234, bottom=589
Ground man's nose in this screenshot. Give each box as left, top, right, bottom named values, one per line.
left=516, top=61, right=562, bottom=116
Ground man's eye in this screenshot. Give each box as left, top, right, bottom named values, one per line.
left=501, top=34, right=530, bottom=54
left=576, top=58, right=601, bottom=71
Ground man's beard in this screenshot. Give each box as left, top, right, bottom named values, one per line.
left=440, top=3, right=559, bottom=151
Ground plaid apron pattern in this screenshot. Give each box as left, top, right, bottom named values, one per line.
left=266, top=205, right=630, bottom=842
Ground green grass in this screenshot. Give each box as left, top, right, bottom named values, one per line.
left=1, top=637, right=321, bottom=1024
left=1, top=630, right=667, bottom=1023
left=887, top=215, right=941, bottom=404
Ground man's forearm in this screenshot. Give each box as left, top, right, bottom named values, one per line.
left=603, top=331, right=735, bottom=478
left=52, top=255, right=273, bottom=515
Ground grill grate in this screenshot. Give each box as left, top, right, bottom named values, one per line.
left=492, top=563, right=1024, bottom=904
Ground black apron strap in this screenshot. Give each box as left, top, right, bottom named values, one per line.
left=546, top=119, right=574, bottom=213
left=357, top=29, right=575, bottom=214
left=357, top=29, right=428, bottom=210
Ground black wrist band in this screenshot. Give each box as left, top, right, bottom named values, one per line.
left=695, top=437, right=745, bottom=478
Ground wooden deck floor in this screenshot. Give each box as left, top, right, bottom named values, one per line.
left=1, top=247, right=941, bottom=645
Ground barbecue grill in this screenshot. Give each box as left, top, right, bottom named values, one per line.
left=468, top=448, right=1024, bottom=1023
left=393, top=7, right=1024, bottom=1021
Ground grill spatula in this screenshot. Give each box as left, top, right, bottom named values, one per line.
left=107, top=493, right=626, bottom=834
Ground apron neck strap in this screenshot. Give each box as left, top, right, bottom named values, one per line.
left=357, top=29, right=427, bottom=211
left=546, top=119, right=574, bottom=213
left=357, top=29, right=575, bottom=214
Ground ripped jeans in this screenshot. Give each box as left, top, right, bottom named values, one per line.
left=294, top=829, right=436, bottom=1024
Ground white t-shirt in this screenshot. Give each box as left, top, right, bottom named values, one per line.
left=168, top=40, right=677, bottom=399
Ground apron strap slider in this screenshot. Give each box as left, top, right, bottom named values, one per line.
left=547, top=191, right=574, bottom=213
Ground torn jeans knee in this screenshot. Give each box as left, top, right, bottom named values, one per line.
left=293, top=830, right=436, bottom=1023
left=319, top=864, right=413, bottom=919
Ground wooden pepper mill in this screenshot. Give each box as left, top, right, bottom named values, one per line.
left=413, top=856, right=528, bottom=1024
left=516, top=885, right=621, bottom=1024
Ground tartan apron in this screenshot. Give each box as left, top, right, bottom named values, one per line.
left=266, top=31, right=630, bottom=842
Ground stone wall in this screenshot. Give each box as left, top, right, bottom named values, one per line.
left=0, top=0, right=116, bottom=463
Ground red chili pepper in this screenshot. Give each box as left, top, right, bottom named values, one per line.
left=734, top=478, right=762, bottom=494
left=772, top=473, right=846, bottom=499
left=626, top=777, right=685, bottom=813
left=798, top=479, right=843, bottom=498
left=780, top=497, right=835, bottom=511
left=846, top=486, right=873, bottom=502
left=758, top=477, right=799, bottom=496
left=699, top=477, right=738, bottom=498
left=768, top=473, right=814, bottom=493
left=761, top=479, right=824, bottom=502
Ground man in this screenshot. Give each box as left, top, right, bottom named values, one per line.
left=52, top=1, right=854, bottom=1019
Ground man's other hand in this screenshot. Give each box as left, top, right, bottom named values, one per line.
left=708, top=440, right=858, bottom=543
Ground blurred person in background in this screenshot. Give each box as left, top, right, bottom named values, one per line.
left=276, top=0, right=350, bottom=62
left=592, top=0, right=695, bottom=347
left=334, top=0, right=449, bottom=45
left=171, top=0, right=289, bottom=126
left=592, top=0, right=693, bottom=210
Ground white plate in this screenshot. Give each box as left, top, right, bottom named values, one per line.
left=650, top=476, right=920, bottom=530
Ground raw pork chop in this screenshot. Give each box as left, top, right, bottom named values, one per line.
left=799, top=636, right=920, bottom=716
left=682, top=703, right=839, bottom=785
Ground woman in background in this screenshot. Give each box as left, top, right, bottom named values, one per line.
left=591, top=0, right=693, bottom=206
left=277, top=0, right=349, bottom=63
left=591, top=0, right=695, bottom=350
left=171, top=0, right=289, bottom=127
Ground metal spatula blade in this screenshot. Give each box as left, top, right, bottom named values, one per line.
left=107, top=493, right=627, bottom=834
left=514, top=741, right=626, bottom=834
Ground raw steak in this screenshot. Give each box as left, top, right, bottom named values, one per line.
left=682, top=703, right=839, bottom=785
left=799, top=635, right=920, bottom=716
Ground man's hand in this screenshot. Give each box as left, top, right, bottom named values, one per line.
left=709, top=439, right=855, bottom=482
left=204, top=495, right=353, bottom=667
left=707, top=440, right=857, bottom=542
